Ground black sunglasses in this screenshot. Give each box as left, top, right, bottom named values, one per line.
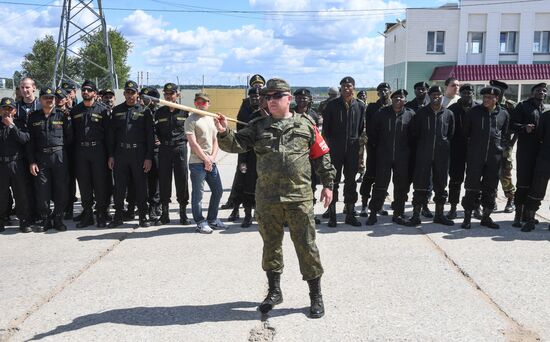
left=81, top=88, right=95, bottom=93
left=263, top=92, right=290, bottom=101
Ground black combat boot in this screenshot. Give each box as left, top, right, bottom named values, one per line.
left=360, top=204, right=368, bottom=217
left=406, top=205, right=422, bottom=227
left=123, top=206, right=135, bottom=221
left=366, top=210, right=377, bottom=226
left=241, top=206, right=253, bottom=228
left=521, top=210, right=536, bottom=232
left=96, top=212, right=107, bottom=228
left=53, top=215, right=67, bottom=231
left=521, top=208, right=539, bottom=224
left=343, top=205, right=357, bottom=216
left=480, top=209, right=499, bottom=229
left=149, top=205, right=159, bottom=223
left=72, top=211, right=84, bottom=222
left=76, top=210, right=94, bottom=228
left=307, top=277, right=325, bottom=319
left=473, top=206, right=483, bottom=220
left=321, top=207, right=330, bottom=219
left=34, top=215, right=52, bottom=232
left=378, top=208, right=389, bottom=216
left=433, top=204, right=454, bottom=226
left=220, top=200, right=233, bottom=210
left=19, top=219, right=32, bottom=233
left=392, top=203, right=408, bottom=226
left=227, top=205, right=240, bottom=222
left=461, top=210, right=472, bottom=229
left=327, top=203, right=337, bottom=228
left=512, top=205, right=523, bottom=228
left=258, top=271, right=283, bottom=314
left=0, top=219, right=4, bottom=233
left=179, top=205, right=191, bottom=225
left=421, top=204, right=433, bottom=218
left=504, top=197, right=515, bottom=213
left=64, top=205, right=74, bottom=220
left=446, top=203, right=458, bottom=220
left=344, top=203, right=361, bottom=227
left=108, top=211, right=124, bottom=228
left=160, top=204, right=170, bottom=224
left=138, top=211, right=150, bottom=228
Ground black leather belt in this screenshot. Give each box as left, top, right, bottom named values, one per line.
left=161, top=140, right=186, bottom=146
left=0, top=154, right=20, bottom=162
left=41, top=146, right=63, bottom=153
left=80, top=141, right=101, bottom=147
left=120, top=143, right=142, bottom=149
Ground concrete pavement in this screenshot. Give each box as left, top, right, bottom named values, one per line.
left=1, top=150, right=549, bottom=341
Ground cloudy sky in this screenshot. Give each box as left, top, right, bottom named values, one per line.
left=0, top=0, right=450, bottom=87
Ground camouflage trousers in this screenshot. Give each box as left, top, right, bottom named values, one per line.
left=357, top=133, right=368, bottom=174
left=256, top=200, right=323, bottom=281
left=499, top=146, right=516, bottom=198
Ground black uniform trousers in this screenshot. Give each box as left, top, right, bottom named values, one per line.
left=159, top=144, right=189, bottom=206
left=66, top=144, right=77, bottom=210
left=113, top=146, right=148, bottom=213
left=0, top=159, right=30, bottom=220
left=524, top=159, right=550, bottom=211
left=369, top=159, right=409, bottom=213
left=461, top=153, right=502, bottom=211
left=359, top=144, right=376, bottom=206
left=514, top=142, right=539, bottom=206
left=147, top=150, right=160, bottom=208
left=412, top=152, right=449, bottom=206
left=75, top=145, right=108, bottom=213
left=448, top=146, right=467, bottom=205
left=34, top=150, right=69, bottom=217
left=330, top=142, right=360, bottom=204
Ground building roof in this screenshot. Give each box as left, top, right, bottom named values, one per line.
left=430, top=64, right=550, bottom=81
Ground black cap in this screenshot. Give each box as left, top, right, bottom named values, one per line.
left=293, top=88, right=311, bottom=97
left=248, top=87, right=260, bottom=96
left=489, top=80, right=508, bottom=91
left=531, top=83, right=547, bottom=92
left=163, top=83, right=178, bottom=93
left=357, top=90, right=367, bottom=96
left=459, top=84, right=474, bottom=92
left=39, top=87, right=55, bottom=97
left=55, top=87, right=68, bottom=99
left=390, top=89, right=408, bottom=98
left=377, top=82, right=391, bottom=91
left=0, top=97, right=16, bottom=109
left=414, top=81, right=429, bottom=89
left=81, top=80, right=97, bottom=92
left=101, top=88, right=115, bottom=96
left=249, top=74, right=266, bottom=87
left=124, top=80, right=138, bottom=92
left=61, top=81, right=77, bottom=90
left=340, top=76, right=355, bottom=86
left=140, top=87, right=160, bottom=99
left=480, top=86, right=501, bottom=96
left=428, top=85, right=443, bottom=95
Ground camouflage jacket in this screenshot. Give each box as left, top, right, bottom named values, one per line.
left=218, top=112, right=336, bottom=203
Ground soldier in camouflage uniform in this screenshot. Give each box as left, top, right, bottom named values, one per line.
left=215, top=78, right=335, bottom=319
left=317, top=87, right=339, bottom=120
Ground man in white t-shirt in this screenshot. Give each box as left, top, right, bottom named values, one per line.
left=442, top=77, right=460, bottom=108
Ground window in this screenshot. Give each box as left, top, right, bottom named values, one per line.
left=468, top=32, right=484, bottom=54
left=427, top=31, right=445, bottom=53
left=500, top=31, right=517, bottom=53
left=534, top=31, right=550, bottom=53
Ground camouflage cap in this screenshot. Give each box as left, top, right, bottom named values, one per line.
left=260, top=78, right=291, bottom=95
left=194, top=92, right=211, bottom=102
left=0, top=97, right=16, bottom=109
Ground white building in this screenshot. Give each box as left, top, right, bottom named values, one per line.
left=384, top=0, right=550, bottom=101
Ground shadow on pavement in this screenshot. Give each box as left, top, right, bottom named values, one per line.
left=28, top=301, right=306, bottom=340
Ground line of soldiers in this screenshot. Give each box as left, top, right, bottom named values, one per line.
left=1, top=77, right=193, bottom=233
left=317, top=77, right=549, bottom=232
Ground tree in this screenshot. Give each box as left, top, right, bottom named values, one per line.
left=21, top=35, right=79, bottom=88
left=79, top=29, right=132, bottom=88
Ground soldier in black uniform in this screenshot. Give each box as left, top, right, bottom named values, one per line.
left=27, top=87, right=73, bottom=232
left=70, top=80, right=110, bottom=228
left=405, top=81, right=429, bottom=111
left=155, top=82, right=191, bottom=225
left=322, top=76, right=365, bottom=227
left=100, top=88, right=116, bottom=220
left=447, top=84, right=476, bottom=219
left=0, top=97, right=31, bottom=233
left=407, top=86, right=455, bottom=226
left=359, top=82, right=391, bottom=217
left=522, top=101, right=550, bottom=232
left=461, top=87, right=509, bottom=229
left=62, top=81, right=78, bottom=109
left=366, top=89, right=415, bottom=226
left=108, top=80, right=155, bottom=228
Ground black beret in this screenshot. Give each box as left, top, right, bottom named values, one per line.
left=55, top=87, right=68, bottom=99
left=81, top=79, right=97, bottom=92
left=39, top=87, right=55, bottom=97
left=459, top=84, right=474, bottom=92
left=357, top=90, right=367, bottom=96
left=124, top=80, right=138, bottom=92
left=480, top=86, right=501, bottom=96
left=0, top=97, right=16, bottom=109
left=531, top=83, right=547, bottom=92
left=340, top=76, right=355, bottom=86
left=163, top=83, right=178, bottom=93
left=248, top=87, right=260, bottom=96
left=428, top=85, right=443, bottom=94
left=489, top=80, right=508, bottom=91
left=140, top=87, right=160, bottom=99
left=293, top=88, right=311, bottom=97
left=391, top=89, right=408, bottom=98
left=377, top=82, right=391, bottom=91
left=249, top=74, right=265, bottom=87
left=414, top=81, right=429, bottom=89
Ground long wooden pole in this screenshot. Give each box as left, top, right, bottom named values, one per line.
left=141, top=95, right=249, bottom=126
